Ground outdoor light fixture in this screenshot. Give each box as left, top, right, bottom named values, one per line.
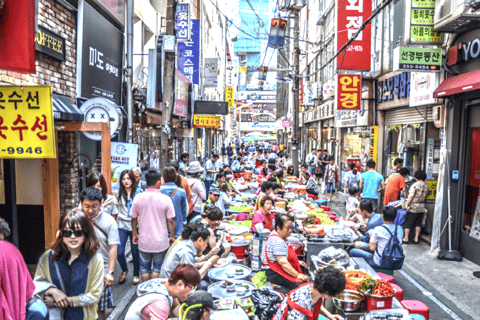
left=268, top=18, right=288, bottom=48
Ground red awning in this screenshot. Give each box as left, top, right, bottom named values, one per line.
left=433, top=69, right=480, bottom=98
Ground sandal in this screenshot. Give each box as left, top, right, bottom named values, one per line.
left=119, top=269, right=128, bottom=284
left=132, top=276, right=140, bottom=285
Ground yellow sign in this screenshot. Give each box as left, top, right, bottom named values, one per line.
left=238, top=66, right=247, bottom=73
left=193, top=115, right=221, bottom=129
left=299, top=104, right=303, bottom=112
left=370, top=126, right=378, bottom=164
left=0, top=86, right=56, bottom=159
left=426, top=180, right=437, bottom=200
left=196, top=138, right=202, bottom=157
left=226, top=86, right=234, bottom=109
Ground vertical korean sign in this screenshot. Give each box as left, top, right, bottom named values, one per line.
left=175, top=3, right=190, bottom=42
left=299, top=78, right=304, bottom=104
left=0, top=86, right=56, bottom=158
left=174, top=70, right=189, bottom=117
left=178, top=19, right=200, bottom=85
left=336, top=74, right=362, bottom=110
left=226, top=87, right=235, bottom=109
left=336, top=0, right=372, bottom=70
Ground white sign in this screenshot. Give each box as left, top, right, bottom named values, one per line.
left=410, top=72, right=437, bottom=107
left=426, top=138, right=435, bottom=180
left=335, top=101, right=370, bottom=127
left=323, top=82, right=335, bottom=98
left=240, top=121, right=280, bottom=132
left=204, top=58, right=218, bottom=87
left=80, top=98, right=123, bottom=140
left=111, top=142, right=138, bottom=191
left=226, top=64, right=237, bottom=87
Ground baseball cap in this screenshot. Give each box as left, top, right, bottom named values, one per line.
left=186, top=291, right=217, bottom=310
left=210, top=187, right=220, bottom=195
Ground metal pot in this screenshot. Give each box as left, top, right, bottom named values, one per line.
left=333, top=290, right=364, bottom=312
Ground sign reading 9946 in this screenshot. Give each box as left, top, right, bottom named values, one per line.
left=0, top=86, right=56, bottom=158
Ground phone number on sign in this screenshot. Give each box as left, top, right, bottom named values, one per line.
left=1, top=147, right=43, bottom=154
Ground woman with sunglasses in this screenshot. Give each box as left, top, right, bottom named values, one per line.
left=34, top=209, right=104, bottom=320
left=116, top=170, right=142, bottom=285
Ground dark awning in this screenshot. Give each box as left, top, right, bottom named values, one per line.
left=433, top=69, right=480, bottom=98
left=53, top=94, right=84, bottom=121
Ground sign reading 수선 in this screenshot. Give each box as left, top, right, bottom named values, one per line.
left=193, top=115, right=221, bottom=129
left=0, top=86, right=56, bottom=159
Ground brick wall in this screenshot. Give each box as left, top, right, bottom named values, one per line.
left=57, top=131, right=79, bottom=216
left=0, top=0, right=76, bottom=99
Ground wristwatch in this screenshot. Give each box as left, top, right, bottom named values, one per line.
left=108, top=271, right=114, bottom=276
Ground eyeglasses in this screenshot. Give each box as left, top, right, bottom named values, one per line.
left=186, top=284, right=197, bottom=291
left=62, top=229, right=85, bottom=238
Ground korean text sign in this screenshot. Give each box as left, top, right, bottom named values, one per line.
left=175, top=3, right=190, bottom=42
left=0, top=86, right=56, bottom=158
left=336, top=0, right=372, bottom=70
left=178, top=19, right=200, bottom=85
left=193, top=115, right=221, bottom=129
left=336, top=74, right=362, bottom=110
left=226, top=87, right=234, bottom=109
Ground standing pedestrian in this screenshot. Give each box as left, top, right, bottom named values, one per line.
left=204, top=154, right=220, bottom=195
left=403, top=170, right=429, bottom=244
left=161, top=161, right=193, bottom=205
left=388, top=158, right=404, bottom=177
left=186, top=161, right=207, bottom=223
left=116, top=170, right=142, bottom=285
left=359, top=159, right=385, bottom=211
left=86, top=171, right=119, bottom=217
left=226, top=143, right=233, bottom=157
left=131, top=170, right=176, bottom=283
left=320, top=150, right=329, bottom=181
left=179, top=153, right=189, bottom=177
left=79, top=188, right=120, bottom=320
left=306, top=149, right=318, bottom=177
left=132, top=167, right=148, bottom=191
left=324, top=157, right=340, bottom=202
left=344, top=162, right=361, bottom=193
left=235, top=140, right=240, bottom=154
left=161, top=167, right=188, bottom=238
left=384, top=167, right=409, bottom=205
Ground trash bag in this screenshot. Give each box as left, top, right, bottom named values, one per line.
left=251, top=288, right=284, bottom=320
left=317, top=246, right=350, bottom=267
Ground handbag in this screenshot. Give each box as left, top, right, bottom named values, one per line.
left=188, top=182, right=200, bottom=214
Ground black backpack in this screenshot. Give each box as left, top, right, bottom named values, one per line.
left=372, top=225, right=404, bottom=270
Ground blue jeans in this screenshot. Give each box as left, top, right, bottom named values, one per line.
left=205, top=180, right=214, bottom=196
left=118, top=228, right=140, bottom=276
left=139, top=250, right=167, bottom=274
left=349, top=249, right=380, bottom=268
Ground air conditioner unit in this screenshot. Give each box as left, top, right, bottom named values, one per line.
left=316, top=11, right=325, bottom=25
left=292, top=0, right=308, bottom=9
left=278, top=0, right=290, bottom=11
left=433, top=105, right=445, bottom=128
left=434, top=0, right=480, bottom=33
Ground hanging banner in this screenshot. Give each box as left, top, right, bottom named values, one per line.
left=193, top=115, right=221, bottom=129
left=370, top=125, right=378, bottom=163
left=111, top=142, right=138, bottom=191
left=175, top=3, right=190, bottom=42
left=177, top=19, right=200, bottom=85
left=0, top=86, right=56, bottom=159
left=336, top=0, right=372, bottom=70
left=226, top=87, right=235, bottom=109
left=204, top=58, right=219, bottom=87
left=393, top=47, right=442, bottom=71
left=174, top=70, right=189, bottom=117
left=299, top=78, right=304, bottom=104
left=336, top=74, right=362, bottom=110
left=410, top=72, right=438, bottom=107
left=226, top=64, right=237, bottom=87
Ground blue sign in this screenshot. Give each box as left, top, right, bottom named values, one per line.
left=175, top=3, right=190, bottom=42
left=178, top=19, right=200, bottom=85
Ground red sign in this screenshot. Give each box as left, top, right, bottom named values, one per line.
left=174, top=69, right=189, bottom=117
left=336, top=74, right=361, bottom=110
left=336, top=0, right=372, bottom=70
left=299, top=78, right=304, bottom=103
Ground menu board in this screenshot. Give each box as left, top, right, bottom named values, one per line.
left=470, top=196, right=480, bottom=241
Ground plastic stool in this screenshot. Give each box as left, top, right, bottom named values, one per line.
left=374, top=268, right=394, bottom=276
left=320, top=205, right=331, bottom=211
left=392, top=283, right=404, bottom=301
left=377, top=272, right=394, bottom=284
left=401, top=300, right=430, bottom=320
left=409, top=315, right=426, bottom=320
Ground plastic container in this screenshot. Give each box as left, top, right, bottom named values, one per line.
left=364, top=292, right=395, bottom=312
left=391, top=283, right=404, bottom=301
left=320, top=205, right=331, bottom=211
left=377, top=272, right=394, bottom=284
left=236, top=213, right=249, bottom=221
left=401, top=300, right=430, bottom=320
left=230, top=244, right=248, bottom=259
left=343, top=270, right=371, bottom=291
left=409, top=314, right=427, bottom=320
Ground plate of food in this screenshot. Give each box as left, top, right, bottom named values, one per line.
left=215, top=258, right=230, bottom=268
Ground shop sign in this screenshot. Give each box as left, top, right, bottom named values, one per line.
left=323, top=82, right=335, bottom=98
left=80, top=98, right=123, bottom=140
left=226, top=64, right=237, bottom=87
left=447, top=38, right=480, bottom=67
left=412, top=0, right=435, bottom=7
left=282, top=119, right=291, bottom=127
left=393, top=47, right=442, bottom=71
left=175, top=3, right=190, bottom=42
left=237, top=91, right=276, bottom=102
left=335, top=100, right=370, bottom=127
left=240, top=122, right=279, bottom=131
left=239, top=66, right=247, bottom=73
left=178, top=19, right=200, bottom=85
left=204, top=58, right=218, bottom=87
left=317, top=101, right=335, bottom=120
left=193, top=115, right=221, bottom=129
left=146, top=112, right=162, bottom=125
left=377, top=72, right=411, bottom=103
left=80, top=2, right=123, bottom=105
left=370, top=125, right=378, bottom=163
left=410, top=26, right=442, bottom=43
left=426, top=138, right=435, bottom=180
left=0, top=86, right=56, bottom=159
left=111, top=142, right=138, bottom=191
left=226, top=86, right=234, bottom=109
left=410, top=72, right=438, bottom=107
left=299, top=78, right=304, bottom=103
left=336, top=74, right=362, bottom=110
left=34, top=26, right=66, bottom=62
left=336, top=0, right=372, bottom=70
left=194, top=101, right=228, bottom=115
left=173, top=128, right=194, bottom=138
left=405, top=0, right=442, bottom=45
left=426, top=180, right=437, bottom=202
left=173, top=70, right=189, bottom=117
left=411, top=8, right=434, bottom=25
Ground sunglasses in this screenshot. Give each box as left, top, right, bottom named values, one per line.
left=62, top=229, right=85, bottom=238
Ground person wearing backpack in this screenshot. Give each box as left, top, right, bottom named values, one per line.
left=349, top=206, right=404, bottom=270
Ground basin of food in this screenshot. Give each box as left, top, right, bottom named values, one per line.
left=214, top=258, right=230, bottom=268
left=333, top=290, right=364, bottom=312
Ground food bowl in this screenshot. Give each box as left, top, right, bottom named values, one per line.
left=235, top=286, right=247, bottom=295
left=226, top=271, right=235, bottom=278
left=333, top=290, right=364, bottom=312
left=215, top=258, right=229, bottom=268
left=226, top=286, right=236, bottom=292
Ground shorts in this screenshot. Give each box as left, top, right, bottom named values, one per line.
left=325, top=182, right=336, bottom=193
left=98, top=286, right=113, bottom=311
left=203, top=244, right=226, bottom=257
left=139, top=250, right=167, bottom=274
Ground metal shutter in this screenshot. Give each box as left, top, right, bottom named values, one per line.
left=384, top=106, right=433, bottom=125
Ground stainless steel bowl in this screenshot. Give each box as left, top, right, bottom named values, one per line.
left=333, top=290, right=364, bottom=312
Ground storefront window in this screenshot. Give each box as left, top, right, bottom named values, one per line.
left=341, top=129, right=371, bottom=170
left=384, top=124, right=424, bottom=175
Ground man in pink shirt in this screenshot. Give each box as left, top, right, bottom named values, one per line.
left=131, top=170, right=176, bottom=282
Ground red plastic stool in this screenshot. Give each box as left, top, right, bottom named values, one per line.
left=320, top=205, right=331, bottom=211
left=377, top=272, right=394, bottom=284
left=307, top=194, right=319, bottom=200
left=401, top=300, right=429, bottom=320
left=391, top=283, right=403, bottom=301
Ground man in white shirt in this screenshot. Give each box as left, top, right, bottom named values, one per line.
left=204, top=154, right=220, bottom=195
left=305, top=150, right=318, bottom=176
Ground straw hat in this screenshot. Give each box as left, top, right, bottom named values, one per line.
left=186, top=161, right=204, bottom=174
